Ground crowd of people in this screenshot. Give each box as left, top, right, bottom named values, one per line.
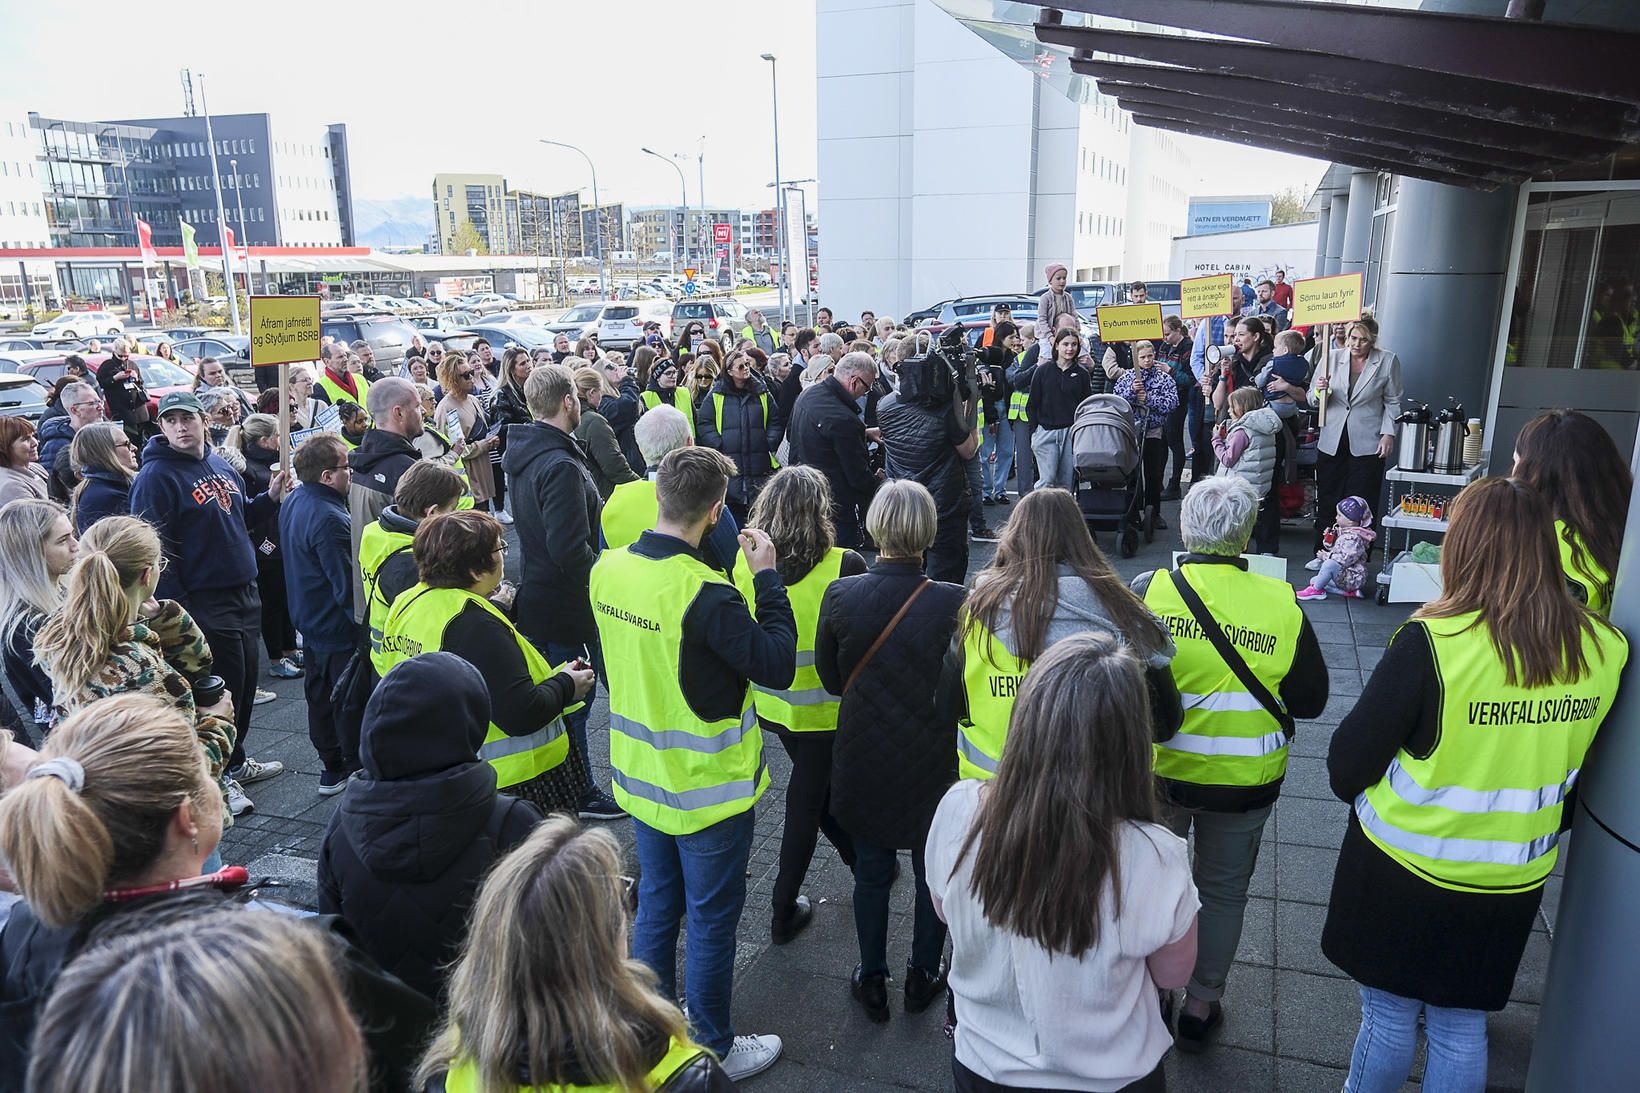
left=0, top=274, right=1631, bottom=1092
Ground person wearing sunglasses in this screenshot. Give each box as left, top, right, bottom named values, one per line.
left=434, top=352, right=500, bottom=511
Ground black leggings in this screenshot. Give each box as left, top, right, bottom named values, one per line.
left=771, top=730, right=854, bottom=916
left=1141, top=436, right=1168, bottom=510
left=256, top=554, right=297, bottom=661
left=1314, top=448, right=1387, bottom=551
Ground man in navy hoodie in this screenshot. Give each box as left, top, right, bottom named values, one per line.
left=280, top=433, right=360, bottom=794
left=131, top=390, right=289, bottom=817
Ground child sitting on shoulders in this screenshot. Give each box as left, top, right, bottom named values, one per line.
left=1261, top=330, right=1310, bottom=417
left=1298, top=496, right=1376, bottom=601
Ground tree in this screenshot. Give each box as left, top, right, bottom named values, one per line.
left=1271, top=185, right=1318, bottom=225
left=449, top=220, right=488, bottom=256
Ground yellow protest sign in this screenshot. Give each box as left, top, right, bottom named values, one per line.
left=250, top=296, right=321, bottom=367
left=1291, top=273, right=1363, bottom=326
left=1094, top=303, right=1164, bottom=343
left=1179, top=273, right=1233, bottom=320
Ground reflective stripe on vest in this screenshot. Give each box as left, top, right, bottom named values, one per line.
left=1008, top=390, right=1029, bottom=422
left=957, top=620, right=1028, bottom=781
left=444, top=1037, right=705, bottom=1093
left=734, top=549, right=845, bottom=732
left=1355, top=611, right=1627, bottom=893
left=358, top=519, right=414, bottom=666
left=1142, top=564, right=1303, bottom=789
left=590, top=546, right=768, bottom=835
left=642, top=386, right=695, bottom=435
left=378, top=584, right=576, bottom=788
left=600, top=478, right=658, bottom=552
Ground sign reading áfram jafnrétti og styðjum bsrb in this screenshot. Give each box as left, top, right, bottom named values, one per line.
left=250, top=295, right=322, bottom=367
left=1179, top=274, right=1234, bottom=320
left=1291, top=272, right=1364, bottom=327
left=1094, top=302, right=1164, bottom=342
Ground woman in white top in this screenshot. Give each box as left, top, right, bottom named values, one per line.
left=927, top=630, right=1199, bottom=1093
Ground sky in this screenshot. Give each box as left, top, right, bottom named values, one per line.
left=0, top=0, right=1325, bottom=213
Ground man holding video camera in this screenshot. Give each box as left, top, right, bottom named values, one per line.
left=876, top=333, right=981, bottom=582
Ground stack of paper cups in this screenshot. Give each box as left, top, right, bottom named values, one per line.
left=1463, top=419, right=1483, bottom=467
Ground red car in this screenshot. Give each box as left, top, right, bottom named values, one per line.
left=14, top=352, right=197, bottom=420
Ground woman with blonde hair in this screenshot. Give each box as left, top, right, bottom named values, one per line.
left=928, top=632, right=1198, bottom=1093
left=0, top=499, right=76, bottom=747
left=948, top=488, right=1179, bottom=782
left=1324, top=477, right=1628, bottom=1091
left=31, top=516, right=236, bottom=809
left=734, top=467, right=866, bottom=945
left=29, top=913, right=367, bottom=1093
left=0, top=694, right=434, bottom=1090
left=816, top=480, right=967, bottom=1021
left=66, top=421, right=137, bottom=533
left=416, top=816, right=734, bottom=1092
left=435, top=350, right=499, bottom=509
left=572, top=365, right=640, bottom=499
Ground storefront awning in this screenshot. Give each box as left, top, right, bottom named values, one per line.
left=1023, top=0, right=1640, bottom=190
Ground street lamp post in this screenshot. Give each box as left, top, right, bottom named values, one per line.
left=761, top=53, right=787, bottom=323
left=229, top=157, right=250, bottom=294
left=197, top=74, right=241, bottom=335
left=540, top=139, right=609, bottom=299
left=641, top=147, right=689, bottom=276
left=786, top=184, right=813, bottom=326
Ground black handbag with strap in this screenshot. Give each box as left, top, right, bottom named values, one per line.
left=1168, top=569, right=1295, bottom=739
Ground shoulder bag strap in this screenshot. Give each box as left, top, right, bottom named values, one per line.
left=844, top=579, right=931, bottom=694
left=1168, top=569, right=1295, bottom=739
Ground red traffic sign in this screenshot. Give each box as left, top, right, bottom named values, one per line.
left=713, top=223, right=732, bottom=245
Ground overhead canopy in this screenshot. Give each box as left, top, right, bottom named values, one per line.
left=1022, top=0, right=1640, bottom=190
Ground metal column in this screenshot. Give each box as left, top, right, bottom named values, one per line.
left=1313, top=204, right=1332, bottom=280
left=1323, top=192, right=1349, bottom=275
left=1339, top=170, right=1377, bottom=277
left=1529, top=474, right=1640, bottom=1089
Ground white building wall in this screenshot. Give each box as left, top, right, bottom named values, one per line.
left=268, top=126, right=343, bottom=248
left=0, top=117, right=50, bottom=250
left=1125, top=128, right=1194, bottom=280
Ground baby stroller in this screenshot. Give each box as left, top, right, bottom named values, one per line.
left=1071, top=393, right=1146, bottom=558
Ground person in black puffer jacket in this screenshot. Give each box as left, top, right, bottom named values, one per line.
left=319, top=652, right=541, bottom=1003
left=815, top=480, right=966, bottom=1022
left=876, top=375, right=978, bottom=584
left=695, top=353, right=784, bottom=526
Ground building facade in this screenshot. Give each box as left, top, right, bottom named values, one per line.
left=432, top=172, right=516, bottom=255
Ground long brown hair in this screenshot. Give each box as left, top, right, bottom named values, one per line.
left=747, top=466, right=835, bottom=583
left=416, top=817, right=687, bottom=1093
left=1513, top=409, right=1631, bottom=609
left=955, top=632, right=1161, bottom=957
left=961, top=488, right=1166, bottom=664
left=1419, top=476, right=1615, bottom=687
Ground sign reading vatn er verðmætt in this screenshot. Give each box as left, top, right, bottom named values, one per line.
left=1095, top=303, right=1164, bottom=342
left=1179, top=274, right=1234, bottom=320
left=250, top=296, right=322, bottom=367
left=1291, top=273, right=1364, bottom=327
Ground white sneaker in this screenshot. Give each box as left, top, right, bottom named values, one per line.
left=253, top=688, right=277, bottom=706
left=720, top=1034, right=782, bottom=1082
left=495, top=510, right=514, bottom=525
left=1304, top=558, right=1322, bottom=572
left=230, top=756, right=285, bottom=784
left=225, top=778, right=255, bottom=817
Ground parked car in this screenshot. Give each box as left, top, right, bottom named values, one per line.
left=171, top=334, right=257, bottom=390
left=0, top=375, right=48, bottom=422
left=0, top=337, right=70, bottom=353
left=0, top=350, right=64, bottom=376
left=544, top=303, right=603, bottom=341
left=31, top=310, right=125, bottom=339
left=928, top=294, right=1042, bottom=329
left=409, top=310, right=482, bottom=333
left=1043, top=281, right=1184, bottom=319
left=461, top=293, right=514, bottom=316
left=670, top=299, right=744, bottom=339
left=319, top=314, right=417, bottom=366
left=599, top=301, right=672, bottom=351
left=746, top=272, right=771, bottom=287
left=14, top=352, right=194, bottom=420
left=457, top=324, right=556, bottom=351
left=162, top=326, right=233, bottom=340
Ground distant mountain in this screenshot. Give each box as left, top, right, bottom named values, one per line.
left=353, top=196, right=434, bottom=249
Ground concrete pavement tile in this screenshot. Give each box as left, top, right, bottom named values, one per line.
left=1235, top=897, right=1276, bottom=969
left=1248, top=840, right=1276, bottom=899
left=1280, top=756, right=1333, bottom=801
left=1537, top=875, right=1561, bottom=934
left=1487, top=1002, right=1538, bottom=1092
left=1295, top=599, right=1351, bottom=621
left=1358, top=646, right=1385, bottom=671
left=1327, top=669, right=1364, bottom=698
left=1290, top=722, right=1338, bottom=759
left=1349, top=622, right=1403, bottom=646
left=1163, top=1044, right=1276, bottom=1092
left=1309, top=621, right=1355, bottom=645
left=1275, top=798, right=1349, bottom=851
left=1275, top=843, right=1341, bottom=907
left=1274, top=969, right=1362, bottom=1067
left=1275, top=901, right=1342, bottom=979
left=1274, top=1058, right=1351, bottom=1092
left=748, top=1057, right=927, bottom=1092
left=1316, top=693, right=1362, bottom=725
left=1318, top=643, right=1359, bottom=670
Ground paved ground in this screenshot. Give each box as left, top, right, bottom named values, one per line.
left=222, top=490, right=1556, bottom=1092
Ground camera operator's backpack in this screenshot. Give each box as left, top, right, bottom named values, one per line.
left=897, top=331, right=955, bottom=407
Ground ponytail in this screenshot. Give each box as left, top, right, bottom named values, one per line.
left=33, top=517, right=161, bottom=704
left=0, top=695, right=205, bottom=927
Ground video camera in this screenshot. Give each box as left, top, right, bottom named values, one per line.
left=898, top=324, right=976, bottom=409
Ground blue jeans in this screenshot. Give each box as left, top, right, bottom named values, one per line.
left=981, top=420, right=1015, bottom=498
left=852, top=841, right=946, bottom=978
left=544, top=638, right=603, bottom=797
left=631, top=809, right=756, bottom=1056
left=1344, top=985, right=1488, bottom=1093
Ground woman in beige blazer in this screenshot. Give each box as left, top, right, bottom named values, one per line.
left=1273, top=318, right=1401, bottom=551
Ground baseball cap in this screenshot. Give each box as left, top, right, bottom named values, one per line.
left=156, top=391, right=204, bottom=418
